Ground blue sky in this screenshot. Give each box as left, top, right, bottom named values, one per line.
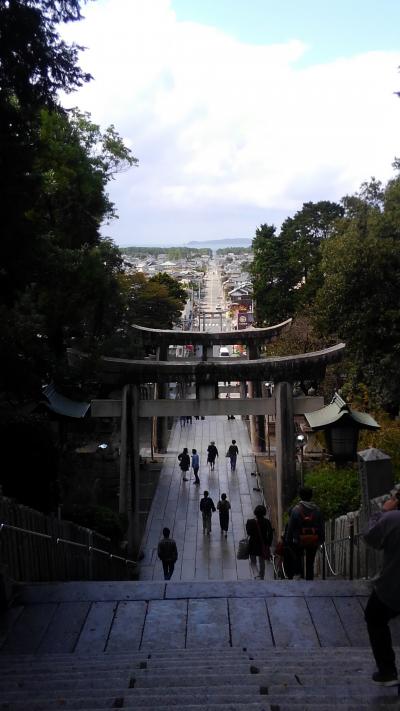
left=62, top=0, right=400, bottom=246
left=171, top=0, right=400, bottom=64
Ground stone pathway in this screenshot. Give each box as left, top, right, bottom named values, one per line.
left=138, top=414, right=272, bottom=581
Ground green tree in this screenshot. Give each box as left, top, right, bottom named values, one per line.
left=0, top=0, right=91, bottom=304
left=314, top=178, right=400, bottom=413
left=281, top=200, right=344, bottom=309
left=149, top=272, right=188, bottom=305
left=250, top=224, right=296, bottom=325
left=125, top=273, right=184, bottom=330
left=0, top=1, right=138, bottom=397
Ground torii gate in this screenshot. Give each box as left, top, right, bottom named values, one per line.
left=68, top=323, right=345, bottom=553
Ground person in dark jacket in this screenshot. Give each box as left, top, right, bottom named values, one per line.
left=246, top=504, right=273, bottom=579
left=226, top=440, right=239, bottom=471
left=207, top=441, right=218, bottom=471
left=200, top=490, right=216, bottom=535
left=217, top=493, right=231, bottom=537
left=157, top=527, right=178, bottom=580
left=178, top=447, right=190, bottom=481
left=363, top=490, right=400, bottom=686
left=286, top=486, right=324, bottom=581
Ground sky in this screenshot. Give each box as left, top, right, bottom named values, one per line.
left=61, top=0, right=400, bottom=246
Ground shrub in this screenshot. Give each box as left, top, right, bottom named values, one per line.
left=359, top=416, right=400, bottom=480
left=298, top=463, right=361, bottom=520
left=62, top=504, right=127, bottom=543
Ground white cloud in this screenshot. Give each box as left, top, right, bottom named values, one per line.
left=62, top=0, right=400, bottom=242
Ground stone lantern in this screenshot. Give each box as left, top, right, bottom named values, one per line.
left=304, top=393, right=380, bottom=465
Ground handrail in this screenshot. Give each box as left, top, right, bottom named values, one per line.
left=0, top=521, right=137, bottom=566
left=0, top=522, right=52, bottom=540
left=321, top=542, right=339, bottom=576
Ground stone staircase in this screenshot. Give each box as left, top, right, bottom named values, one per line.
left=0, top=580, right=399, bottom=710
left=0, top=648, right=399, bottom=710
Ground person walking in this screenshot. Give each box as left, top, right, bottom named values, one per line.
left=217, top=493, right=231, bottom=537
left=157, top=527, right=178, bottom=580
left=226, top=440, right=239, bottom=471
left=207, top=441, right=219, bottom=471
left=246, top=504, right=273, bottom=579
left=286, top=486, right=324, bottom=581
left=191, top=448, right=200, bottom=485
left=178, top=447, right=190, bottom=482
left=363, top=489, right=400, bottom=686
left=200, top=490, right=216, bottom=535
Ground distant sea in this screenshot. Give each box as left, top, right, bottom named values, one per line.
left=120, top=238, right=252, bottom=250
left=186, top=238, right=251, bottom=249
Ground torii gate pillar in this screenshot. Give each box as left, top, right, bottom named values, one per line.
left=248, top=343, right=264, bottom=451
left=119, top=384, right=141, bottom=556
left=154, top=345, right=169, bottom=452
left=275, top=381, right=296, bottom=532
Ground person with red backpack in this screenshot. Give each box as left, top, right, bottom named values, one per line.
left=286, top=486, right=324, bottom=581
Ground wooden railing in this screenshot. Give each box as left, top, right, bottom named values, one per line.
left=319, top=512, right=382, bottom=580
left=0, top=497, right=136, bottom=582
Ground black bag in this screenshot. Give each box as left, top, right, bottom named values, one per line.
left=237, top=537, right=249, bottom=559
left=178, top=452, right=190, bottom=470
left=298, top=507, right=319, bottom=548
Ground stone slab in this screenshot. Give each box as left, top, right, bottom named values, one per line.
left=186, top=598, right=229, bottom=648
left=74, top=601, right=116, bottom=654
left=267, top=596, right=320, bottom=648
left=106, top=601, right=147, bottom=653
left=306, top=596, right=349, bottom=647
left=1, top=603, right=57, bottom=654
left=141, top=599, right=187, bottom=649
left=333, top=596, right=370, bottom=647
left=16, top=581, right=166, bottom=604
left=165, top=580, right=372, bottom=599
left=38, top=601, right=91, bottom=653
left=229, top=597, right=274, bottom=648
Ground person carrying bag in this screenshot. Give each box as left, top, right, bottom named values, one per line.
left=245, top=504, right=273, bottom=579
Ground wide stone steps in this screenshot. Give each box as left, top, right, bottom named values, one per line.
left=0, top=650, right=399, bottom=710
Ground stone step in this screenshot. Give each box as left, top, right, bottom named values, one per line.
left=106, top=703, right=400, bottom=711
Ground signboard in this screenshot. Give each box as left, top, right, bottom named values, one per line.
left=237, top=311, right=254, bottom=330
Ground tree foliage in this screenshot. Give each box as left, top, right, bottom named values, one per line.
left=301, top=464, right=361, bottom=520
left=250, top=224, right=296, bottom=325
left=250, top=202, right=342, bottom=326
left=0, top=0, right=138, bottom=399
left=314, top=178, right=400, bottom=413
left=250, top=177, right=400, bottom=415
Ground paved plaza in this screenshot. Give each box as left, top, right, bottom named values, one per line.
left=138, top=414, right=273, bottom=581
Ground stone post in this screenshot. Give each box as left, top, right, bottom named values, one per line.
left=275, top=381, right=296, bottom=534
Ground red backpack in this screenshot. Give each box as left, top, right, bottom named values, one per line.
left=298, top=506, right=320, bottom=548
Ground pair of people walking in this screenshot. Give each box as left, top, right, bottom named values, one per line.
left=200, top=491, right=231, bottom=536
left=207, top=440, right=238, bottom=471
left=178, top=447, right=200, bottom=484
